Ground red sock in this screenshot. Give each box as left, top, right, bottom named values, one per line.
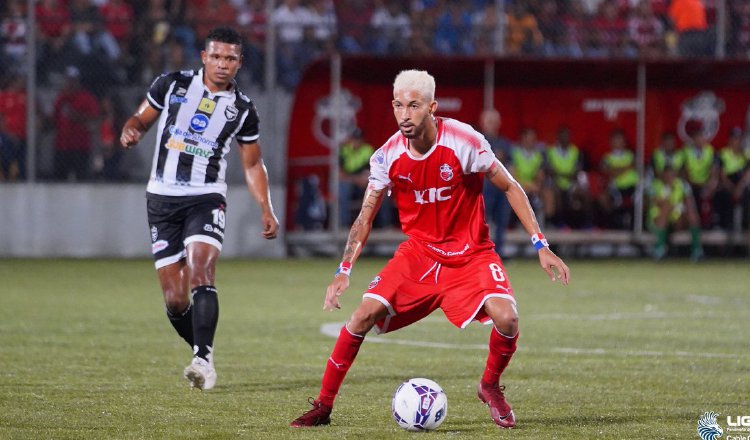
left=318, top=324, right=364, bottom=407
left=481, top=327, right=518, bottom=386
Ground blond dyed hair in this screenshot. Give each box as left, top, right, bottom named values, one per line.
left=393, top=70, right=436, bottom=102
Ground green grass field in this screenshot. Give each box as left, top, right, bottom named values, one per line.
left=1, top=258, right=748, bottom=439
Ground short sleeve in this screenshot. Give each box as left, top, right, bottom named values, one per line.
left=469, top=137, right=497, bottom=174
left=236, top=102, right=260, bottom=144
left=368, top=148, right=391, bottom=190
left=146, top=73, right=175, bottom=110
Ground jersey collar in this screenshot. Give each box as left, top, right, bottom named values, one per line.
left=403, top=117, right=443, bottom=161
left=199, top=68, right=237, bottom=97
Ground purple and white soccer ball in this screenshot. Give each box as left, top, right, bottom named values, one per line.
left=391, top=378, right=448, bottom=431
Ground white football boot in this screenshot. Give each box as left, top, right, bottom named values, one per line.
left=183, top=352, right=216, bottom=390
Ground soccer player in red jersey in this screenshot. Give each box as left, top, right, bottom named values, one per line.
left=290, top=70, right=570, bottom=429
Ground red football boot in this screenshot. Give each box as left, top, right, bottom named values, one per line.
left=290, top=398, right=332, bottom=427
left=477, top=382, right=516, bottom=428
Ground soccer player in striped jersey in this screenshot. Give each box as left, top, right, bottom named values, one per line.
left=291, top=69, right=569, bottom=429
left=119, top=27, right=279, bottom=390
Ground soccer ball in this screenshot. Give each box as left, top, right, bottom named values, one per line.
left=391, top=378, right=448, bottom=431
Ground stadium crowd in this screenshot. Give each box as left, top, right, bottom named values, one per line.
left=1, top=0, right=750, bottom=247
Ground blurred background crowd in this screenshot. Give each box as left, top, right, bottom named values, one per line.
left=1, top=0, right=749, bottom=255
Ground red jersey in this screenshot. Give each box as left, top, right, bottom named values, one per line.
left=369, top=117, right=496, bottom=266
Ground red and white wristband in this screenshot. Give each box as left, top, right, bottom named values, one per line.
left=531, top=233, right=549, bottom=251
left=335, top=261, right=352, bottom=277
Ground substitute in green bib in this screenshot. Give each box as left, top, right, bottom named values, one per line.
left=510, top=128, right=549, bottom=222
left=600, top=129, right=638, bottom=229
left=651, top=132, right=685, bottom=179
left=682, top=120, right=719, bottom=228
left=648, top=162, right=703, bottom=262
left=545, top=126, right=592, bottom=229
left=339, top=129, right=375, bottom=227
left=713, top=127, right=750, bottom=232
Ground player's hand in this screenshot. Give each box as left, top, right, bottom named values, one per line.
left=120, top=127, right=142, bottom=149
left=261, top=211, right=279, bottom=239
left=538, top=247, right=570, bottom=285
left=324, top=275, right=350, bottom=311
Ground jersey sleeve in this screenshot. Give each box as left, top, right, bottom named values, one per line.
left=368, top=148, right=391, bottom=190
left=236, top=102, right=260, bottom=144
left=468, top=136, right=497, bottom=174
left=146, top=72, right=175, bottom=110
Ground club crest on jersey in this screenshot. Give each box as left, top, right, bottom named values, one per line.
left=368, top=276, right=381, bottom=290
left=224, top=105, right=238, bottom=121
left=190, top=114, right=209, bottom=133
left=150, top=226, right=158, bottom=242
left=439, top=163, right=453, bottom=181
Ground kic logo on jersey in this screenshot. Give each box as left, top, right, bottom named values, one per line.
left=414, top=187, right=452, bottom=204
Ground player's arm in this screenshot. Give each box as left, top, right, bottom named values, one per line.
left=324, top=185, right=386, bottom=311
left=487, top=158, right=570, bottom=284
left=120, top=99, right=160, bottom=149
left=239, top=141, right=279, bottom=240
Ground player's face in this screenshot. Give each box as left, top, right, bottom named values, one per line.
left=201, top=41, right=242, bottom=91
left=392, top=89, right=437, bottom=139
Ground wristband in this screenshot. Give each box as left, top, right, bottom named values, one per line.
left=531, top=233, right=549, bottom=251
left=335, top=261, right=352, bottom=277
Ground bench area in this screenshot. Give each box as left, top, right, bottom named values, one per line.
left=286, top=228, right=749, bottom=257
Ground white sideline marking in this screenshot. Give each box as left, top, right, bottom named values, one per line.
left=319, top=322, right=741, bottom=359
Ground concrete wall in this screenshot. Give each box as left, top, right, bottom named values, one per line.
left=0, top=184, right=286, bottom=258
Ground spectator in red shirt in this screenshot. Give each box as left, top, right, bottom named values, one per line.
left=0, top=74, right=27, bottom=180
left=0, top=0, right=27, bottom=74
left=591, top=0, right=634, bottom=57
left=99, top=0, right=134, bottom=44
left=52, top=66, right=100, bottom=181
left=628, top=0, right=665, bottom=58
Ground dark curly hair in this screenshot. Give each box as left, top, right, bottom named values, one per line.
left=206, top=27, right=242, bottom=48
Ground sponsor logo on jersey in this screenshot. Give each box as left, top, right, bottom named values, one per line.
left=198, top=98, right=216, bottom=114
left=169, top=96, right=188, bottom=104
left=203, top=224, right=214, bottom=232
left=151, top=239, right=168, bottom=254
left=439, top=163, right=453, bottom=181
left=175, top=87, right=188, bottom=97
left=397, top=173, right=413, bottom=183
left=190, top=114, right=210, bottom=133
left=414, top=186, right=452, bottom=204
left=168, top=126, right=218, bottom=148
left=166, top=138, right=213, bottom=158
left=224, top=105, right=238, bottom=121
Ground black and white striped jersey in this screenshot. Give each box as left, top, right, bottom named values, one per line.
left=144, top=68, right=260, bottom=198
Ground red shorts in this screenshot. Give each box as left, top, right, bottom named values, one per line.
left=364, top=241, right=515, bottom=333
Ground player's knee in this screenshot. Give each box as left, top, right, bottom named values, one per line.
left=492, top=312, right=518, bottom=336
left=164, top=289, right=189, bottom=313
left=485, top=300, right=518, bottom=335
left=348, top=309, right=378, bottom=335
left=187, top=268, right=215, bottom=288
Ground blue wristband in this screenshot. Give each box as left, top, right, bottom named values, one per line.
left=531, top=233, right=549, bottom=250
